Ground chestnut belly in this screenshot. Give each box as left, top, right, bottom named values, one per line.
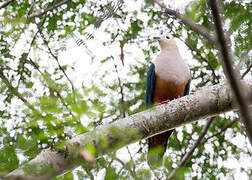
left=153, top=75, right=188, bottom=104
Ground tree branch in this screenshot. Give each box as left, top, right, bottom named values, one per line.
left=0, top=173, right=40, bottom=180
left=0, top=69, right=40, bottom=114
left=17, top=17, right=46, bottom=88
left=235, top=50, right=252, bottom=74
left=153, top=0, right=217, bottom=45
left=173, top=130, right=183, bottom=154
left=28, top=0, right=71, bottom=19
left=6, top=79, right=252, bottom=179
left=242, top=63, right=252, bottom=78
left=113, top=56, right=126, bottom=118
left=201, top=119, right=238, bottom=144
left=113, top=156, right=137, bottom=179
left=182, top=122, right=198, bottom=157
left=28, top=58, right=76, bottom=119
left=167, top=117, right=215, bottom=179
left=209, top=0, right=252, bottom=144
left=38, top=29, right=75, bottom=94
left=174, top=34, right=220, bottom=83
left=0, top=0, right=15, bottom=9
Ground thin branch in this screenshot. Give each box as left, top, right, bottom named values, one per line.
left=209, top=0, right=252, bottom=144
left=94, top=0, right=123, bottom=28
left=167, top=117, right=215, bottom=180
left=17, top=17, right=46, bottom=88
left=153, top=0, right=217, bottom=45
left=113, top=57, right=126, bottom=118
left=28, top=58, right=76, bottom=119
left=119, top=40, right=125, bottom=66
left=113, top=156, right=137, bottom=179
left=174, top=34, right=220, bottom=83
left=201, top=119, right=238, bottom=144
left=0, top=69, right=40, bottom=114
left=173, top=130, right=183, bottom=154
left=0, top=0, right=15, bottom=9
left=235, top=49, right=252, bottom=73
left=168, top=22, right=219, bottom=82
left=28, top=18, right=47, bottom=55
left=38, top=29, right=75, bottom=94
left=126, top=146, right=137, bottom=174
left=242, top=63, right=252, bottom=78
left=182, top=122, right=198, bottom=157
left=26, top=0, right=35, bottom=17
left=28, top=0, right=71, bottom=19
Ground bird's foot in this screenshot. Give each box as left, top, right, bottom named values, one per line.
left=157, top=100, right=169, bottom=105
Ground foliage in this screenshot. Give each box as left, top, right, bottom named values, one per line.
left=0, top=0, right=251, bottom=179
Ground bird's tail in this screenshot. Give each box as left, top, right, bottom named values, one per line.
left=147, top=130, right=174, bottom=168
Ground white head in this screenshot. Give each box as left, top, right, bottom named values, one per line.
left=154, top=33, right=177, bottom=50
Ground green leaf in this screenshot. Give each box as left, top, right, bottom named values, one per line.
left=105, top=166, right=117, bottom=180
left=0, top=146, right=19, bottom=172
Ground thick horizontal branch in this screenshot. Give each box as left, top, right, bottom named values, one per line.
left=6, top=79, right=252, bottom=180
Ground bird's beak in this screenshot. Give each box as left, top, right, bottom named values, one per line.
left=153, top=37, right=161, bottom=40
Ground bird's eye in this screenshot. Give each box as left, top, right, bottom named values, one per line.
left=166, top=35, right=170, bottom=39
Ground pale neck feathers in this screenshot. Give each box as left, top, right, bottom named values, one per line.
left=159, top=39, right=177, bottom=50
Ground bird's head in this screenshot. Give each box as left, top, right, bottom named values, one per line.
left=154, top=33, right=177, bottom=50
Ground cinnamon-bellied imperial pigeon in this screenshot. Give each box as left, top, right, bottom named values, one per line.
left=146, top=33, right=191, bottom=167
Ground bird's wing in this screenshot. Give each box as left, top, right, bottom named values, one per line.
left=145, top=63, right=156, bottom=106
left=184, top=79, right=191, bottom=96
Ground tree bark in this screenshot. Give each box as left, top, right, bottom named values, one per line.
left=6, top=79, right=252, bottom=180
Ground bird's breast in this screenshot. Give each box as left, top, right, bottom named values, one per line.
left=153, top=50, right=190, bottom=103
left=154, top=51, right=190, bottom=85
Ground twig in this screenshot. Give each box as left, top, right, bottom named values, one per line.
left=242, top=63, right=252, bottom=78
left=201, top=119, right=238, bottom=144
left=120, top=40, right=125, bottom=66
left=28, top=0, right=71, bottom=19
left=113, top=156, right=137, bottom=178
left=126, top=146, right=137, bottom=174
left=17, top=17, right=46, bottom=88
left=153, top=0, right=217, bottom=45
left=126, top=146, right=133, bottom=160
left=38, top=30, right=75, bottom=94
left=28, top=58, right=76, bottom=119
left=167, top=117, right=215, bottom=179
left=28, top=18, right=47, bottom=55
left=209, top=0, right=252, bottom=144
left=0, top=0, right=15, bottom=9
left=112, top=57, right=126, bottom=118
left=26, top=0, right=35, bottom=17
left=94, top=0, right=123, bottom=28
left=174, top=34, right=220, bottom=83
left=235, top=48, right=251, bottom=79
left=0, top=69, right=40, bottom=114
left=60, top=0, right=123, bottom=53
left=172, top=130, right=183, bottom=154
left=182, top=122, right=198, bottom=157
left=235, top=49, right=251, bottom=73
